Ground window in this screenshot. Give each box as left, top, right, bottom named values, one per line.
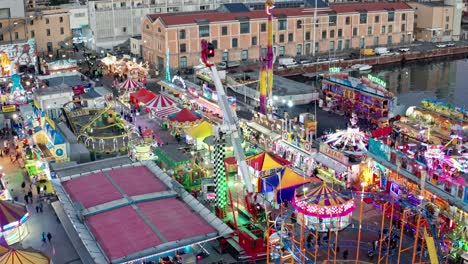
left=381, top=25, right=386, bottom=34
left=212, top=40, right=218, bottom=49
left=222, top=51, right=229, bottom=62
left=46, top=29, right=50, bottom=36
left=279, top=34, right=284, bottom=43
left=359, top=13, right=367, bottom=24
left=360, top=37, right=365, bottom=48
left=387, top=35, right=392, bottom=45
left=60, top=27, right=64, bottom=35
left=222, top=26, right=228, bottom=35
left=352, top=28, right=357, bottom=36
left=145, top=24, right=149, bottom=29
left=305, top=31, right=310, bottom=40
left=329, top=15, right=337, bottom=26
left=401, top=24, right=405, bottom=32
left=345, top=39, right=350, bottom=49
left=158, top=28, right=161, bottom=32
left=180, top=56, right=187, bottom=68
left=0, top=23, right=2, bottom=29
left=261, top=48, right=267, bottom=57
left=329, top=41, right=335, bottom=51
left=47, top=42, right=52, bottom=52
left=46, top=18, right=49, bottom=24
left=123, top=27, right=127, bottom=33
left=180, top=30, right=186, bottom=39
left=297, top=20, right=302, bottom=29
left=0, top=34, right=3, bottom=41
left=273, top=35, right=275, bottom=43
left=199, top=25, right=209, bottom=37
left=388, top=11, right=395, bottom=22
left=345, top=17, right=351, bottom=25
left=330, top=30, right=335, bottom=38
left=279, top=46, right=285, bottom=56
left=445, top=24, right=449, bottom=30
left=59, top=16, right=63, bottom=23
left=30, top=20, right=33, bottom=26
left=288, top=33, right=293, bottom=42
left=322, top=30, right=327, bottom=39
left=278, top=19, right=287, bottom=30
left=373, top=36, right=379, bottom=46
left=14, top=32, right=18, bottom=40
left=296, top=44, right=302, bottom=56
left=251, top=36, right=257, bottom=46
left=232, top=38, right=238, bottom=48
left=261, top=23, right=266, bottom=32
left=446, top=16, right=450, bottom=22
left=241, top=50, right=248, bottom=61
left=375, top=15, right=380, bottom=23
left=367, top=26, right=372, bottom=35
left=240, top=22, right=250, bottom=34
left=389, top=25, right=393, bottom=33
left=180, top=44, right=186, bottom=53
left=338, top=29, right=342, bottom=38
left=337, top=40, right=342, bottom=50
left=314, top=42, right=319, bottom=54
left=30, top=30, right=34, bottom=38
left=402, top=13, right=406, bottom=21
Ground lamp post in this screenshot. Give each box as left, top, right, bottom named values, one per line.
left=355, top=181, right=367, bottom=264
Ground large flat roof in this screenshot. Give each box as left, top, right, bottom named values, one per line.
left=53, top=161, right=232, bottom=263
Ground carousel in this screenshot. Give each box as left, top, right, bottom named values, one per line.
left=128, top=129, right=157, bottom=161
left=63, top=98, right=139, bottom=155
left=323, top=113, right=368, bottom=156
left=167, top=108, right=203, bottom=129
left=117, top=78, right=141, bottom=94
left=293, top=183, right=355, bottom=232
left=146, top=93, right=177, bottom=116
left=0, top=249, right=50, bottom=264
left=0, top=200, right=30, bottom=245
left=102, top=55, right=149, bottom=80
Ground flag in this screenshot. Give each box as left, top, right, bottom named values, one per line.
left=52, top=245, right=56, bottom=256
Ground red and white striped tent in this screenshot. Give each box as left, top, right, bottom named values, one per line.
left=146, top=94, right=176, bottom=110
left=154, top=106, right=179, bottom=119
left=118, top=78, right=141, bottom=91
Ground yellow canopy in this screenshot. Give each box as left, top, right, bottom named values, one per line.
left=277, top=167, right=312, bottom=189
left=185, top=121, right=213, bottom=140
left=0, top=249, right=50, bottom=264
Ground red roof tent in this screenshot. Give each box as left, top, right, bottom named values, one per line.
left=130, top=88, right=156, bottom=104
left=169, top=108, right=202, bottom=123
left=63, top=166, right=219, bottom=262
left=148, top=3, right=412, bottom=26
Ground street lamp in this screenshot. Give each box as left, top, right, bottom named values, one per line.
left=287, top=100, right=293, bottom=108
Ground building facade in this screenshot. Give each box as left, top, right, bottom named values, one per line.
left=409, top=0, right=462, bottom=42
left=142, top=3, right=414, bottom=70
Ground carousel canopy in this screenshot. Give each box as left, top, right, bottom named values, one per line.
left=324, top=127, right=368, bottom=154
left=277, top=167, right=314, bottom=190
left=185, top=121, right=213, bottom=140
left=293, top=184, right=355, bottom=218
left=146, top=94, right=176, bottom=110
left=169, top=108, right=202, bottom=123
left=246, top=152, right=291, bottom=172
left=119, top=78, right=141, bottom=90
left=0, top=237, right=8, bottom=255
left=0, top=201, right=28, bottom=231
left=0, top=249, right=50, bottom=264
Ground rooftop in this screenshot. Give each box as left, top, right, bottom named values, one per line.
left=148, top=2, right=411, bottom=26
left=54, top=161, right=231, bottom=263
left=37, top=72, right=92, bottom=88
left=33, top=84, right=73, bottom=96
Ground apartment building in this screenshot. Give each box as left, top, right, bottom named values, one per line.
left=142, top=2, right=414, bottom=70
left=86, top=0, right=309, bottom=50
left=0, top=0, right=29, bottom=44
left=409, top=0, right=462, bottom=42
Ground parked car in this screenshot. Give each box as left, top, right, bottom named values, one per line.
left=436, top=43, right=447, bottom=48
left=446, top=43, right=455, bottom=47
left=278, top=57, right=297, bottom=68
left=218, top=61, right=241, bottom=69
left=299, top=59, right=314, bottom=65
left=375, top=47, right=390, bottom=55
left=398, top=47, right=410, bottom=52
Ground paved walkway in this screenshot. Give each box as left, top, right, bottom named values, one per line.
left=0, top=139, right=81, bottom=263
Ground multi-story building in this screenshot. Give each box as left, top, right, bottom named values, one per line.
left=409, top=0, right=462, bottom=42
left=142, top=2, right=414, bottom=70
left=60, top=3, right=88, bottom=41
left=0, top=0, right=29, bottom=44
left=86, top=0, right=314, bottom=50
left=27, top=7, right=72, bottom=54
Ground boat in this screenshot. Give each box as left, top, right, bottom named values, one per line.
left=350, top=64, right=373, bottom=72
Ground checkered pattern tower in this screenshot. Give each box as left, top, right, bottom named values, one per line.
left=213, top=138, right=228, bottom=217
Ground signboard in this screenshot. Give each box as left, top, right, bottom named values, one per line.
left=0, top=39, right=37, bottom=77
left=367, top=74, right=387, bottom=88
left=329, top=67, right=341, bottom=73
left=319, top=143, right=349, bottom=165
left=368, top=138, right=390, bottom=161
left=171, top=75, right=186, bottom=89
left=1, top=105, right=16, bottom=113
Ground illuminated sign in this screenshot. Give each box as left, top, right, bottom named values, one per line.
left=1, top=105, right=16, bottom=113
left=319, top=143, right=349, bottom=165
left=367, top=74, right=386, bottom=88
left=329, top=67, right=341, bottom=73
left=171, top=75, right=186, bottom=90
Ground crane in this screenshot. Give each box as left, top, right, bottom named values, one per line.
left=201, top=40, right=253, bottom=193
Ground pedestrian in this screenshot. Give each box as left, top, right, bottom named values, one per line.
left=47, top=232, right=52, bottom=243
left=35, top=205, right=39, bottom=213
left=21, top=181, right=25, bottom=189
left=43, top=185, right=47, bottom=193
left=24, top=194, right=28, bottom=204
left=39, top=201, right=43, bottom=213
left=36, top=185, right=41, bottom=196
left=41, top=232, right=47, bottom=245
left=28, top=190, right=32, bottom=199
left=343, top=250, right=349, bottom=260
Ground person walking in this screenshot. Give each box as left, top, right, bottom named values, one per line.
left=35, top=205, right=39, bottom=213
left=24, top=194, right=28, bottom=204
left=41, top=232, right=47, bottom=245
left=36, top=185, right=41, bottom=196
left=343, top=249, right=349, bottom=260
left=39, top=201, right=43, bottom=213
left=46, top=232, right=52, bottom=243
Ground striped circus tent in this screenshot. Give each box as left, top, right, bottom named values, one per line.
left=0, top=249, right=50, bottom=264
left=154, top=105, right=180, bottom=119
left=146, top=94, right=176, bottom=110
left=118, top=78, right=141, bottom=91
left=0, top=201, right=29, bottom=231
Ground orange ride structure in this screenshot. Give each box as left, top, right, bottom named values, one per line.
left=266, top=185, right=445, bottom=264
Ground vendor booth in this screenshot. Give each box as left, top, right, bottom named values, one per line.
left=313, top=144, right=351, bottom=186
left=146, top=93, right=176, bottom=112
left=129, top=88, right=156, bottom=106
left=247, top=152, right=291, bottom=179
left=168, top=108, right=203, bottom=129
left=241, top=121, right=280, bottom=151
left=0, top=201, right=30, bottom=245
left=184, top=121, right=213, bottom=148
left=43, top=59, right=78, bottom=75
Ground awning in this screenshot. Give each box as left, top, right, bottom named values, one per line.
left=185, top=121, right=213, bottom=140
left=154, top=106, right=180, bottom=119
left=245, top=122, right=280, bottom=140
left=313, top=153, right=348, bottom=174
